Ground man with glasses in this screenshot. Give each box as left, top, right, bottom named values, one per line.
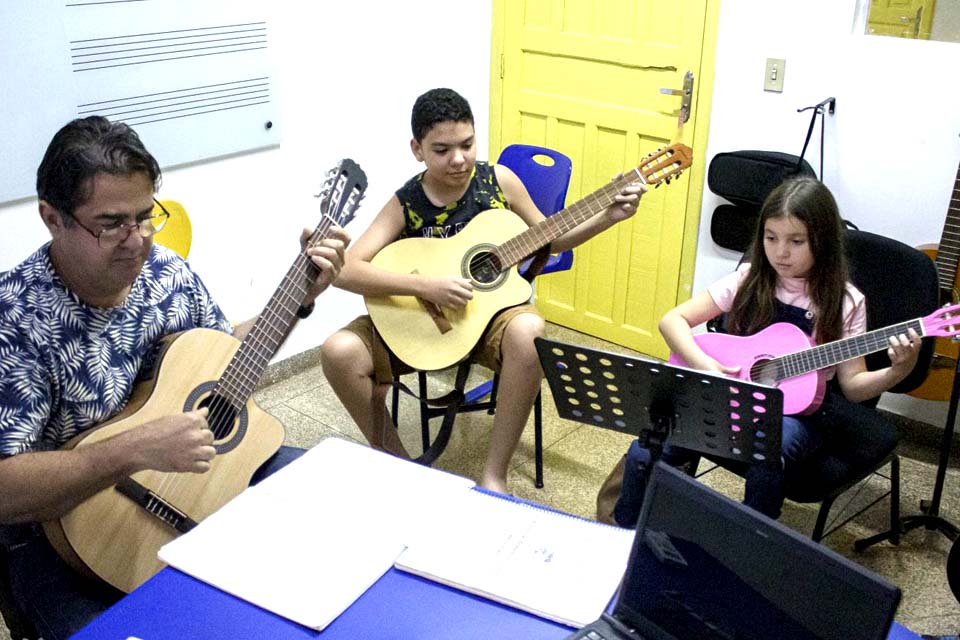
left=0, top=116, right=349, bottom=639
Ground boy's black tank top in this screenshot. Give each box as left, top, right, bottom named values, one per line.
left=395, top=162, right=509, bottom=239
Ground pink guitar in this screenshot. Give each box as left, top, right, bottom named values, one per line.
left=668, top=303, right=960, bottom=415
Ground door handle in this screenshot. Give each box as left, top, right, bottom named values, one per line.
left=660, top=71, right=694, bottom=125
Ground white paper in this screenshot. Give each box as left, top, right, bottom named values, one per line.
left=159, top=437, right=475, bottom=630
left=395, top=490, right=635, bottom=628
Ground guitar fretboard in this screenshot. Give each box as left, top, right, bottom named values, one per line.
left=769, top=318, right=925, bottom=381
left=208, top=216, right=336, bottom=432
left=492, top=170, right=642, bottom=268
left=934, top=162, right=960, bottom=295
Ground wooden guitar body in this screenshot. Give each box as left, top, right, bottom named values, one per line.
left=366, top=208, right=534, bottom=371
left=43, top=328, right=284, bottom=593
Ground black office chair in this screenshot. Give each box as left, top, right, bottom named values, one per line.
left=687, top=228, right=938, bottom=542
left=388, top=145, right=574, bottom=489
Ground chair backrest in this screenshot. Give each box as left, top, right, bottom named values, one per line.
left=152, top=199, right=192, bottom=259
left=496, top=144, right=572, bottom=216
left=845, top=228, right=937, bottom=395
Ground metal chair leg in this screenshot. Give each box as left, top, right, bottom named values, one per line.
left=417, top=371, right=430, bottom=452
left=811, top=497, right=836, bottom=543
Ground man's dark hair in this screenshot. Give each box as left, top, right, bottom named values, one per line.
left=410, top=88, right=474, bottom=143
left=36, top=116, right=161, bottom=218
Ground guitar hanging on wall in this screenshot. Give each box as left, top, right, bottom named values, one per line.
left=366, top=143, right=693, bottom=372
left=909, top=158, right=960, bottom=401
left=42, top=159, right=367, bottom=594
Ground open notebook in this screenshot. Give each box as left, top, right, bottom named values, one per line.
left=394, top=489, right=635, bottom=628
left=568, top=462, right=901, bottom=640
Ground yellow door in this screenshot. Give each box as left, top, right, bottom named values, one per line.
left=490, top=0, right=717, bottom=358
left=867, top=0, right=936, bottom=39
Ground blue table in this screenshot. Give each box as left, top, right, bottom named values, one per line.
left=71, top=565, right=570, bottom=639
left=73, top=563, right=920, bottom=639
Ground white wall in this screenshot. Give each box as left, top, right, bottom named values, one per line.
left=0, top=1, right=492, bottom=363
left=696, top=0, right=960, bottom=424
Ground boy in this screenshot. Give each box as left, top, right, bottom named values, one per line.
left=321, top=88, right=644, bottom=492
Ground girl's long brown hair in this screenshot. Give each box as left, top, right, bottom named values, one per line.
left=727, top=177, right=848, bottom=345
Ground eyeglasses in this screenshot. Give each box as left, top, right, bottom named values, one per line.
left=67, top=199, right=170, bottom=249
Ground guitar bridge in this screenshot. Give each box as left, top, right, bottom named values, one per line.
left=115, top=477, right=198, bottom=534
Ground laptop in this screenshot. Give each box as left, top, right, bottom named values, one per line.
left=568, top=462, right=901, bottom=640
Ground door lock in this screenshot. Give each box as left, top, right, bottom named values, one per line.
left=660, top=71, right=694, bottom=126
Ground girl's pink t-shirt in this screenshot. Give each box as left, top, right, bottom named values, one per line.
left=707, top=263, right=867, bottom=343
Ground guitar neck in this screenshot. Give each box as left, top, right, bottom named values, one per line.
left=770, top=318, right=925, bottom=380
left=934, top=162, right=960, bottom=296
left=215, top=217, right=334, bottom=405
left=493, top=170, right=642, bottom=268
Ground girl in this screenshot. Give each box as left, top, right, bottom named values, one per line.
left=613, top=177, right=921, bottom=525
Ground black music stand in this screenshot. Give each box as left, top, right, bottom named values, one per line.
left=535, top=338, right=783, bottom=479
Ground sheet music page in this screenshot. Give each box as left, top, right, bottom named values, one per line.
left=0, top=0, right=280, bottom=203
left=395, top=490, right=635, bottom=628
left=159, top=437, right=475, bottom=630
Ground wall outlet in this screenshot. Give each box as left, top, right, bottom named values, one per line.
left=764, top=58, right=785, bottom=92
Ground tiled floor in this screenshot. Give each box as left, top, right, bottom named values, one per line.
left=6, top=324, right=959, bottom=640
left=254, top=323, right=960, bottom=638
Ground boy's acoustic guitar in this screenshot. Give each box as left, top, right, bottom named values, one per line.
left=366, top=143, right=693, bottom=372
left=909, top=159, right=960, bottom=401
left=669, top=303, right=960, bottom=416
left=42, top=160, right=367, bottom=594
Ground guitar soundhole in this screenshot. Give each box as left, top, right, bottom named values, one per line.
left=200, top=394, right=239, bottom=438
left=185, top=383, right=248, bottom=454
left=464, top=246, right=506, bottom=291
left=750, top=360, right=778, bottom=387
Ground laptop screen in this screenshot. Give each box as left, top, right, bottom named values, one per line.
left=615, top=463, right=900, bottom=640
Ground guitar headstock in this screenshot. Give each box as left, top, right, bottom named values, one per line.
left=315, top=158, right=368, bottom=229
left=923, top=302, right=960, bottom=338
left=634, top=143, right=693, bottom=187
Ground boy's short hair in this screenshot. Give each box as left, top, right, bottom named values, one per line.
left=411, top=88, right=474, bottom=143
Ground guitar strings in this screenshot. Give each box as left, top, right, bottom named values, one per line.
left=468, top=151, right=682, bottom=275
left=479, top=183, right=625, bottom=275
left=160, top=198, right=345, bottom=497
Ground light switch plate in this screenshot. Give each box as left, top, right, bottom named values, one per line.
left=764, top=58, right=785, bottom=92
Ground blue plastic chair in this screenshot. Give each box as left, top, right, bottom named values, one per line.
left=499, top=144, right=574, bottom=275
left=390, top=144, right=574, bottom=489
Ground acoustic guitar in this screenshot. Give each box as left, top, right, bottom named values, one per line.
left=366, top=144, right=693, bottom=371
left=909, top=159, right=960, bottom=401
left=668, top=303, right=960, bottom=415
left=42, top=159, right=367, bottom=593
